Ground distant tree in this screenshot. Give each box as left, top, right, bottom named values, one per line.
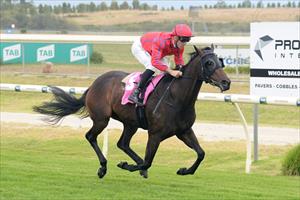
left=110, top=1, right=119, bottom=10
left=170, top=6, right=174, bottom=10
left=15, top=12, right=29, bottom=28
left=267, top=3, right=271, bottom=7
left=237, top=3, right=242, bottom=8
left=38, top=4, right=44, bottom=14
left=277, top=2, right=281, bottom=8
left=180, top=5, right=184, bottom=10
left=77, top=3, right=88, bottom=13
left=120, top=1, right=129, bottom=10
left=53, top=5, right=62, bottom=14
left=216, top=0, right=227, bottom=8
left=287, top=1, right=291, bottom=7
left=29, top=4, right=37, bottom=15
left=242, top=0, right=251, bottom=8
left=140, top=3, right=150, bottom=10
left=204, top=5, right=208, bottom=9
left=298, top=2, right=300, bottom=8
left=62, top=2, right=68, bottom=14
left=98, top=2, right=108, bottom=11
left=132, top=0, right=139, bottom=9
left=152, top=5, right=158, bottom=10
left=67, top=3, right=72, bottom=12
left=89, top=2, right=96, bottom=12
left=291, top=2, right=296, bottom=7
left=257, top=1, right=263, bottom=8
left=43, top=5, right=52, bottom=14
left=71, top=5, right=76, bottom=13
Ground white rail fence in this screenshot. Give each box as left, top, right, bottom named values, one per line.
left=1, top=83, right=299, bottom=173
left=1, top=34, right=249, bottom=45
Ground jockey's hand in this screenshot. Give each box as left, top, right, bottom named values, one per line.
left=176, top=65, right=183, bottom=69
left=166, top=68, right=182, bottom=78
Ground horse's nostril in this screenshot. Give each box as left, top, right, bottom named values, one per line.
left=221, top=80, right=231, bottom=90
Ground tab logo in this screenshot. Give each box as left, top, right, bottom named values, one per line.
left=37, top=44, right=55, bottom=62
left=70, top=45, right=87, bottom=62
left=3, top=44, right=21, bottom=61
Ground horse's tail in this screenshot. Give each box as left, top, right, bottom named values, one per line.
left=33, top=86, right=89, bottom=124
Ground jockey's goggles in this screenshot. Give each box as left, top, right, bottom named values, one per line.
left=178, top=36, right=191, bottom=43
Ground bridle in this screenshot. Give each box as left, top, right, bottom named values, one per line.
left=181, top=50, right=224, bottom=84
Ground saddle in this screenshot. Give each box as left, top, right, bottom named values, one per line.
left=122, top=72, right=165, bottom=129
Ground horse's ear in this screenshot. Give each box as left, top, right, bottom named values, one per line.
left=211, top=43, right=215, bottom=51
left=193, top=45, right=202, bottom=55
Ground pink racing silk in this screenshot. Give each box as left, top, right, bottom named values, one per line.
left=121, top=72, right=165, bottom=105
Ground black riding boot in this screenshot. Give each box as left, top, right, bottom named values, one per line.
left=129, top=69, right=155, bottom=105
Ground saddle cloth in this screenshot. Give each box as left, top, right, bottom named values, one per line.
left=121, top=72, right=165, bottom=105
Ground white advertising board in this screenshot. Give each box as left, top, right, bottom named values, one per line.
left=250, top=22, right=300, bottom=98
left=214, top=48, right=249, bottom=67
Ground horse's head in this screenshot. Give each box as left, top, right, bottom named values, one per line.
left=193, top=44, right=231, bottom=92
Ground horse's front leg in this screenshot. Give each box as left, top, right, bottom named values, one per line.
left=122, top=134, right=160, bottom=176
left=176, top=128, right=205, bottom=175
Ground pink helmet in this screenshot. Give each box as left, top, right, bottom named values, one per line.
left=172, top=24, right=193, bottom=37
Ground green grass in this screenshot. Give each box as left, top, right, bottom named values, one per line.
left=1, top=123, right=299, bottom=200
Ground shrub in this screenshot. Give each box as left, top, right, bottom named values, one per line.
left=60, top=30, right=68, bottom=34
left=282, top=144, right=300, bottom=176
left=90, top=51, right=103, bottom=64
left=20, top=29, right=27, bottom=33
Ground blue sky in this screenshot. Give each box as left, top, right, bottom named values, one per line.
left=32, top=0, right=297, bottom=9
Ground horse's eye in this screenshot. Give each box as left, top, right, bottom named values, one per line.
left=206, top=61, right=213, bottom=66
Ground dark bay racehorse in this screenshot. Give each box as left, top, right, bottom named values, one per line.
left=33, top=45, right=230, bottom=179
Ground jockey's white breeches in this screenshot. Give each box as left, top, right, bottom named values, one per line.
left=131, top=38, right=169, bottom=73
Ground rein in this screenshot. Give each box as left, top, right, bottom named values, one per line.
left=152, top=50, right=221, bottom=115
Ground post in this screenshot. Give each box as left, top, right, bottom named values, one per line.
left=253, top=104, right=259, bottom=161
left=22, top=43, right=25, bottom=73
left=235, top=45, right=239, bottom=77
left=87, top=44, right=90, bottom=75
left=233, top=102, right=251, bottom=173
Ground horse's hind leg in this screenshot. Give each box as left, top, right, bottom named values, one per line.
left=85, top=119, right=109, bottom=179
left=176, top=128, right=205, bottom=175
left=117, top=124, right=148, bottom=178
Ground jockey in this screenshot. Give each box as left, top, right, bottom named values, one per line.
left=129, top=23, right=193, bottom=104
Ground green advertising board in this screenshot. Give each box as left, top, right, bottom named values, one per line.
left=0, top=42, right=93, bottom=64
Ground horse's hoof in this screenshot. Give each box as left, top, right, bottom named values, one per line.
left=97, top=167, right=107, bottom=179
left=117, top=161, right=128, bottom=169
left=177, top=167, right=188, bottom=175
left=139, top=170, right=148, bottom=178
